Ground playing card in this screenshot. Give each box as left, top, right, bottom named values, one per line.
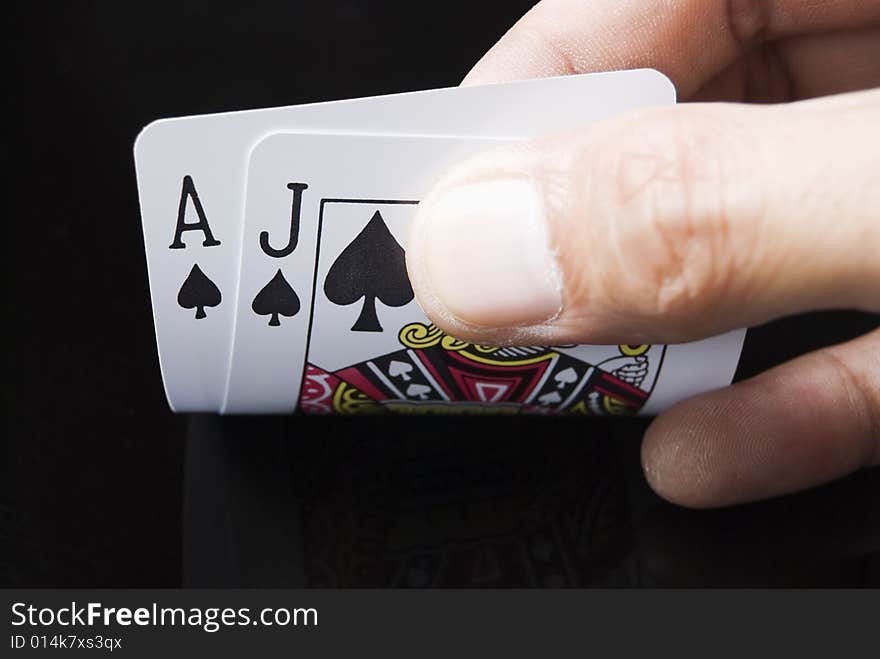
left=134, top=69, right=675, bottom=412
left=224, top=132, right=746, bottom=415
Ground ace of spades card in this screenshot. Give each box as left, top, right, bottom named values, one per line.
left=224, top=132, right=747, bottom=415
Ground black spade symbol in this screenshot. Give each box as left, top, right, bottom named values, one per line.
left=323, top=210, right=414, bottom=332
left=252, top=269, right=300, bottom=326
left=177, top=264, right=221, bottom=319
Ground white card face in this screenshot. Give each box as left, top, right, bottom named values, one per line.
left=134, top=69, right=675, bottom=412
left=225, top=133, right=746, bottom=416
left=225, top=135, right=500, bottom=413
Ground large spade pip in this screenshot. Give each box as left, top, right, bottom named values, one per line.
left=323, top=211, right=413, bottom=332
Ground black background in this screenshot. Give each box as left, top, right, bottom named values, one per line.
left=6, top=1, right=878, bottom=587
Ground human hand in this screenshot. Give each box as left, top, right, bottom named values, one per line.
left=406, top=0, right=880, bottom=507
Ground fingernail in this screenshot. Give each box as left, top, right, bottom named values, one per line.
left=415, top=179, right=562, bottom=328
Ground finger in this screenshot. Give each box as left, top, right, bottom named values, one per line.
left=641, top=327, right=880, bottom=508
left=691, top=26, right=880, bottom=101
left=406, top=89, right=880, bottom=346
left=462, top=0, right=880, bottom=98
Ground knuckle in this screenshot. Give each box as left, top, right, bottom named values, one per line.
left=724, top=0, right=771, bottom=47
left=516, top=23, right=579, bottom=76
left=820, top=338, right=880, bottom=467
left=581, top=108, right=760, bottom=325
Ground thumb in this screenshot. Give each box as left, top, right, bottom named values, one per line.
left=406, top=90, right=880, bottom=346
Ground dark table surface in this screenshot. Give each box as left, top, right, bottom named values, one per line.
left=6, top=0, right=878, bottom=587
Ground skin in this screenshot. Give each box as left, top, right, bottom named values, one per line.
left=406, top=0, right=880, bottom=507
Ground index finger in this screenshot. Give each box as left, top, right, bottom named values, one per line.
left=463, top=0, right=880, bottom=97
